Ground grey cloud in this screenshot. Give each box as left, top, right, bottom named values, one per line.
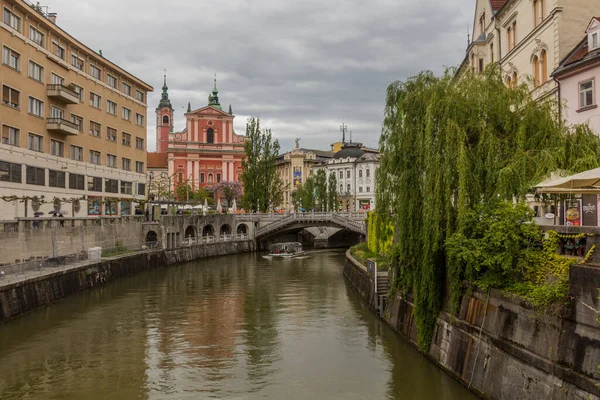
left=52, top=0, right=473, bottom=152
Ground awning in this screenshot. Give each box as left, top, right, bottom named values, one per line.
left=535, top=167, right=600, bottom=194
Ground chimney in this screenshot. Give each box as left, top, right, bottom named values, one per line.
left=47, top=13, right=57, bottom=24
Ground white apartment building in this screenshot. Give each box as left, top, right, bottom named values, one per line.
left=312, top=142, right=379, bottom=212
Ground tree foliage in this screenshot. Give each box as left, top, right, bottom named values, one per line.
left=240, top=118, right=285, bottom=212
left=327, top=172, right=338, bottom=211
left=375, top=66, right=600, bottom=351
left=295, top=177, right=315, bottom=211
left=315, top=169, right=328, bottom=211
left=212, top=181, right=242, bottom=207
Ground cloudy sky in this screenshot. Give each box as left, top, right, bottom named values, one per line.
left=50, top=0, right=474, bottom=152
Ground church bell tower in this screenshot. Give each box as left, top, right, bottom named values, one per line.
left=155, top=72, right=174, bottom=153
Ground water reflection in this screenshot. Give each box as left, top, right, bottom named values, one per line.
left=0, top=250, right=475, bottom=399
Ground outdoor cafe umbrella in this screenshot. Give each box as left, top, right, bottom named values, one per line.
left=33, top=212, right=44, bottom=217
left=535, top=167, right=600, bottom=194
left=216, top=198, right=222, bottom=214
left=232, top=199, right=237, bottom=213
left=203, top=198, right=208, bottom=216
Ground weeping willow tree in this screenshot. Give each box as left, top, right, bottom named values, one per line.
left=375, top=66, right=600, bottom=352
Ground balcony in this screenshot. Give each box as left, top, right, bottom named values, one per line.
left=47, top=118, right=79, bottom=136
left=46, top=84, right=79, bottom=104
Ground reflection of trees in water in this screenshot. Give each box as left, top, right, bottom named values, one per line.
left=343, top=285, right=476, bottom=400
left=0, top=277, right=151, bottom=398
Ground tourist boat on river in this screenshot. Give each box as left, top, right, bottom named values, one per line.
left=268, top=242, right=304, bottom=258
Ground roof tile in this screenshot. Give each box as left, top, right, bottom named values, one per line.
left=490, top=0, right=507, bottom=11
left=147, top=152, right=168, bottom=168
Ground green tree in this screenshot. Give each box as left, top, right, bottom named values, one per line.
left=213, top=181, right=242, bottom=207
left=240, top=118, right=284, bottom=212
left=375, top=66, right=600, bottom=351
left=175, top=181, right=193, bottom=202
left=328, top=172, right=338, bottom=211
left=315, top=169, right=328, bottom=211
left=192, top=186, right=209, bottom=203
left=301, top=176, right=315, bottom=211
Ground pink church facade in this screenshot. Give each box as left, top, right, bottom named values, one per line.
left=154, top=76, right=245, bottom=193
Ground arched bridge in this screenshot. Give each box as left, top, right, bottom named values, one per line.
left=255, top=212, right=366, bottom=239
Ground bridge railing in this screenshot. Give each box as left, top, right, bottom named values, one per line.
left=255, top=212, right=366, bottom=237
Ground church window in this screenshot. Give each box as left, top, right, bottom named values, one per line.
left=162, top=115, right=169, bottom=124
left=366, top=169, right=370, bottom=178
left=347, top=184, right=351, bottom=192
left=207, top=128, right=214, bottom=144
left=200, top=173, right=205, bottom=183
left=359, top=169, right=363, bottom=178
left=216, top=173, right=221, bottom=183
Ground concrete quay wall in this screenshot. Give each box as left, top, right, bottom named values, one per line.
left=0, top=240, right=256, bottom=323
left=344, top=253, right=600, bottom=400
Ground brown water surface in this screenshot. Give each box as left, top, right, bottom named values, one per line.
left=0, top=250, right=477, bottom=399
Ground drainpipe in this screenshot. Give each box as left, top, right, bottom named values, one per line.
left=554, top=75, right=562, bottom=126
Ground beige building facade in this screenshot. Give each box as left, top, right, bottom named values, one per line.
left=458, top=0, right=595, bottom=101
left=276, top=141, right=333, bottom=210
left=0, top=0, right=153, bottom=218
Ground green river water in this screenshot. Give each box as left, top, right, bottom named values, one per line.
left=0, top=250, right=476, bottom=399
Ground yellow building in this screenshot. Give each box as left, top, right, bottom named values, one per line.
left=276, top=139, right=334, bottom=210
left=457, top=0, right=595, bottom=101
left=0, top=0, right=153, bottom=218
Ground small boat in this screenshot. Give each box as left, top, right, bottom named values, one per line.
left=268, top=242, right=304, bottom=258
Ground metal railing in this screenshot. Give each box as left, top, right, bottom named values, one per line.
left=47, top=117, right=79, bottom=130
left=255, top=212, right=366, bottom=237
left=47, top=84, right=79, bottom=98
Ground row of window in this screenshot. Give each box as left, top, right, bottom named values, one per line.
left=335, top=168, right=371, bottom=179
left=0, top=54, right=146, bottom=126
left=1, top=126, right=145, bottom=172
left=338, top=184, right=371, bottom=194
left=0, top=160, right=145, bottom=194
left=3, top=8, right=146, bottom=103
left=2, top=116, right=144, bottom=148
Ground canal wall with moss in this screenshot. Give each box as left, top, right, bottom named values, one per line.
left=0, top=240, right=256, bottom=323
left=344, top=251, right=600, bottom=400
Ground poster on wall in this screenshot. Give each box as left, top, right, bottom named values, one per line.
left=564, top=199, right=582, bottom=226
left=293, top=169, right=302, bottom=187
left=359, top=200, right=370, bottom=210
left=87, top=197, right=101, bottom=215
left=582, top=194, right=598, bottom=226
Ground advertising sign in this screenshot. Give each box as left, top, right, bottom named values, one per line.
left=582, top=194, right=598, bottom=226
left=87, top=197, right=101, bottom=215
left=359, top=200, right=370, bottom=210
left=564, top=199, right=582, bottom=226
left=293, top=168, right=302, bottom=187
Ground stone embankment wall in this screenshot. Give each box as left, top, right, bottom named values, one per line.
left=0, top=217, right=144, bottom=265
left=0, top=240, right=256, bottom=323
left=344, top=252, right=600, bottom=400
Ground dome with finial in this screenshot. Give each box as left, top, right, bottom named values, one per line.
left=157, top=71, right=172, bottom=109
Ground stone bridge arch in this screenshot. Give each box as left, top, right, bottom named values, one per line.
left=202, top=224, right=215, bottom=237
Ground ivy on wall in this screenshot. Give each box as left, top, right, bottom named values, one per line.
left=375, top=66, right=600, bottom=352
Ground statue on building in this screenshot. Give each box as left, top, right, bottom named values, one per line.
left=295, top=138, right=300, bottom=149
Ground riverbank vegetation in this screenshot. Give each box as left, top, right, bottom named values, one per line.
left=373, top=66, right=600, bottom=351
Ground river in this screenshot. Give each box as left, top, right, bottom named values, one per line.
left=0, top=250, right=476, bottom=399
